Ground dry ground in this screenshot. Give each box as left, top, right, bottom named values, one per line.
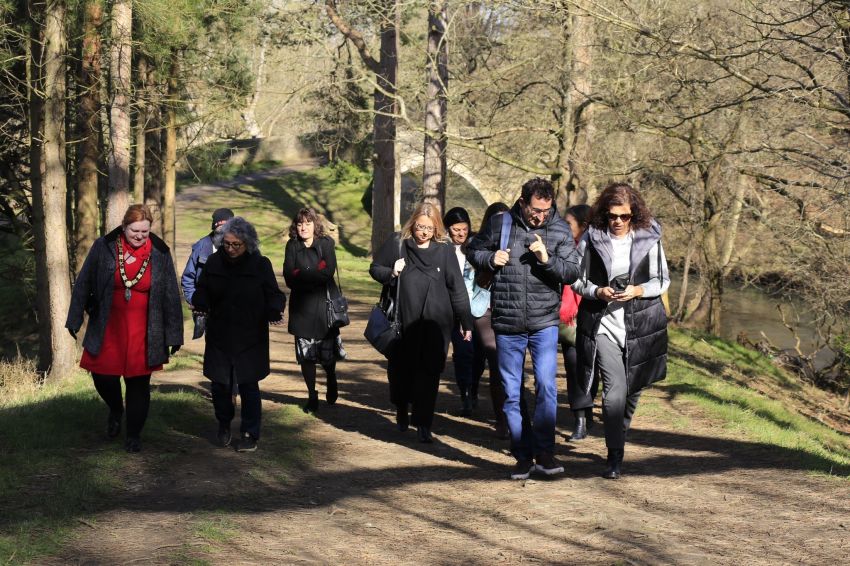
left=43, top=172, right=850, bottom=565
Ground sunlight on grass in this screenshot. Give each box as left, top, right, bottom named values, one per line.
left=664, top=329, right=850, bottom=477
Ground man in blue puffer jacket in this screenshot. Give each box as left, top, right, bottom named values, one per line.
left=467, top=178, right=581, bottom=480
left=182, top=208, right=233, bottom=337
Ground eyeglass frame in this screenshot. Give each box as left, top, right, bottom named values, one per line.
left=221, top=240, right=245, bottom=249
left=414, top=223, right=435, bottom=233
left=606, top=212, right=633, bottom=222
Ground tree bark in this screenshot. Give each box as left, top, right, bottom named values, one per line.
left=422, top=0, right=448, bottom=214
left=325, top=0, right=400, bottom=253
left=242, top=35, right=268, bottom=138
left=74, top=0, right=103, bottom=273
left=162, top=52, right=179, bottom=257
left=106, top=0, right=132, bottom=230
left=144, top=64, right=163, bottom=234
left=133, top=53, right=148, bottom=204
left=30, top=0, right=76, bottom=380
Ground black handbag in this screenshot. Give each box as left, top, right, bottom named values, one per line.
left=364, top=239, right=403, bottom=357
left=320, top=243, right=350, bottom=328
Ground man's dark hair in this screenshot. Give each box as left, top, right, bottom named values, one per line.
left=520, top=178, right=555, bottom=203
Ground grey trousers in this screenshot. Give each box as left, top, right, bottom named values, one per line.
left=596, top=334, right=642, bottom=450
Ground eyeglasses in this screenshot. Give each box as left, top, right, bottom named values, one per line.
left=607, top=212, right=633, bottom=222
left=221, top=241, right=245, bottom=249
left=414, top=224, right=435, bottom=233
left=527, top=206, right=552, bottom=217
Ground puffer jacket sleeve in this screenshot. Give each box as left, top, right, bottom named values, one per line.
left=466, top=215, right=498, bottom=271
left=181, top=242, right=201, bottom=304
left=538, top=226, right=581, bottom=286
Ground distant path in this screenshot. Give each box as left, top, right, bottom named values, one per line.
left=46, top=164, right=850, bottom=565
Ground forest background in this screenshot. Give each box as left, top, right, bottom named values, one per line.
left=1, top=0, right=848, bottom=402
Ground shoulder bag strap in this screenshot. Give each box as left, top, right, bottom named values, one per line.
left=393, top=236, right=403, bottom=322
left=499, top=211, right=512, bottom=251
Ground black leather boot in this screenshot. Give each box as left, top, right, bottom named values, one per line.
left=303, top=390, right=319, bottom=413
left=602, top=448, right=624, bottom=479
left=417, top=425, right=433, bottom=443
left=396, top=404, right=409, bottom=432
left=326, top=372, right=338, bottom=405
left=460, top=389, right=472, bottom=417
left=570, top=410, right=588, bottom=441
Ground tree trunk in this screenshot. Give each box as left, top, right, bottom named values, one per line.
left=162, top=52, right=179, bottom=257
left=372, top=1, right=401, bottom=251
left=106, top=0, right=132, bottom=230
left=133, top=53, right=148, bottom=203
left=422, top=0, right=448, bottom=214
left=707, top=267, right=723, bottom=335
left=242, top=35, right=268, bottom=138
left=74, top=0, right=103, bottom=273
left=674, top=240, right=695, bottom=322
left=144, top=64, right=163, bottom=234
left=30, top=0, right=76, bottom=380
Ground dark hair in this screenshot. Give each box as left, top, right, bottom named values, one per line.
left=288, top=207, right=326, bottom=240
left=565, top=204, right=591, bottom=228
left=479, top=202, right=510, bottom=233
left=589, top=183, right=652, bottom=230
left=443, top=206, right=471, bottom=229
left=520, top=178, right=555, bottom=203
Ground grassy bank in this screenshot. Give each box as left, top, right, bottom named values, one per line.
left=0, top=368, right=310, bottom=564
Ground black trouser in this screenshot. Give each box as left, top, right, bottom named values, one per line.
left=211, top=376, right=262, bottom=440
left=387, top=353, right=440, bottom=429
left=91, top=373, right=151, bottom=439
left=596, top=335, right=642, bottom=450
left=300, top=360, right=337, bottom=393
left=561, top=343, right=598, bottom=411
left=472, top=309, right=506, bottom=423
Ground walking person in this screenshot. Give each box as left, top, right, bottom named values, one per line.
left=572, top=183, right=670, bottom=479
left=192, top=217, right=286, bottom=452
left=443, top=206, right=480, bottom=416
left=468, top=202, right=511, bottom=438
left=467, top=178, right=581, bottom=479
left=66, top=204, right=184, bottom=453
left=369, top=203, right=474, bottom=443
left=559, top=204, right=596, bottom=441
left=181, top=208, right=234, bottom=336
left=283, top=207, right=345, bottom=413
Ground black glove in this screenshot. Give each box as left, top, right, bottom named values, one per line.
left=68, top=328, right=77, bottom=340
left=170, top=345, right=181, bottom=355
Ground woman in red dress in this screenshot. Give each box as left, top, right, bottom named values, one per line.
left=67, top=205, right=184, bottom=452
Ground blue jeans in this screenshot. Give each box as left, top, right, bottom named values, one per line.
left=496, top=326, right=559, bottom=461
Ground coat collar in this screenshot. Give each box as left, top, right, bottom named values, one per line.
left=586, top=220, right=662, bottom=279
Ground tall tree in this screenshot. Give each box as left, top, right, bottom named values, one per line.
left=161, top=50, right=179, bottom=256
left=326, top=0, right=401, bottom=253
left=29, top=0, right=75, bottom=379
left=75, top=0, right=103, bottom=272
left=132, top=52, right=149, bottom=204
left=422, top=0, right=448, bottom=213
left=106, top=0, right=132, bottom=230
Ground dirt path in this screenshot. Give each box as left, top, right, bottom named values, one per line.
left=47, top=172, right=849, bottom=565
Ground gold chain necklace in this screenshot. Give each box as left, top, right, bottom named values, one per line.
left=117, top=238, right=151, bottom=301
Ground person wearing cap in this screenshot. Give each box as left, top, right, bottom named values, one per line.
left=182, top=208, right=234, bottom=337
left=443, top=206, right=482, bottom=417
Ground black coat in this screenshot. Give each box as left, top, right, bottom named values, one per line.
left=66, top=228, right=184, bottom=367
left=575, top=222, right=669, bottom=396
left=370, top=234, right=474, bottom=375
left=192, top=250, right=286, bottom=385
left=282, top=236, right=340, bottom=340
left=466, top=201, right=580, bottom=334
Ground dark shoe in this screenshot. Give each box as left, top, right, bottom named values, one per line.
left=417, top=426, right=433, bottom=443
left=510, top=459, right=535, bottom=480
left=396, top=405, right=409, bottom=432
left=570, top=411, right=588, bottom=441
left=125, top=437, right=141, bottom=453
left=535, top=452, right=565, bottom=476
left=602, top=449, right=624, bottom=479
left=217, top=423, right=232, bottom=447
left=107, top=412, right=122, bottom=439
left=326, top=374, right=338, bottom=405
left=460, top=390, right=472, bottom=417
left=587, top=406, right=595, bottom=431
left=237, top=432, right=257, bottom=452
left=494, top=419, right=509, bottom=440
left=469, top=388, right=479, bottom=410
left=303, top=391, right=319, bottom=413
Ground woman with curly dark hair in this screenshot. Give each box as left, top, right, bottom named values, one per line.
left=572, top=183, right=670, bottom=479
left=283, top=207, right=346, bottom=413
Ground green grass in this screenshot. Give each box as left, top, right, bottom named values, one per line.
left=656, top=329, right=850, bottom=477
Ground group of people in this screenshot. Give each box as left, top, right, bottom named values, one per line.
left=65, top=177, right=670, bottom=481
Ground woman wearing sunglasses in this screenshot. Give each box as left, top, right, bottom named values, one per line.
left=572, top=183, right=670, bottom=479
left=369, top=203, right=474, bottom=443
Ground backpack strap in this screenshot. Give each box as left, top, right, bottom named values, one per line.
left=499, top=211, right=512, bottom=251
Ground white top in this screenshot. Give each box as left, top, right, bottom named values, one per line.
left=453, top=244, right=466, bottom=276
left=597, top=233, right=632, bottom=348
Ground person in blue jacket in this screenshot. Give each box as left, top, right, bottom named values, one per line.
left=182, top=208, right=234, bottom=338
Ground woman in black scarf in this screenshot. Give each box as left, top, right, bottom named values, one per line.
left=369, top=203, right=474, bottom=443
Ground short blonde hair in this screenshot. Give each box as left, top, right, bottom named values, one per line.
left=401, top=202, right=446, bottom=242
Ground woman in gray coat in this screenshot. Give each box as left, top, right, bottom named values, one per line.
left=573, top=183, right=670, bottom=479
left=66, top=204, right=184, bottom=453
